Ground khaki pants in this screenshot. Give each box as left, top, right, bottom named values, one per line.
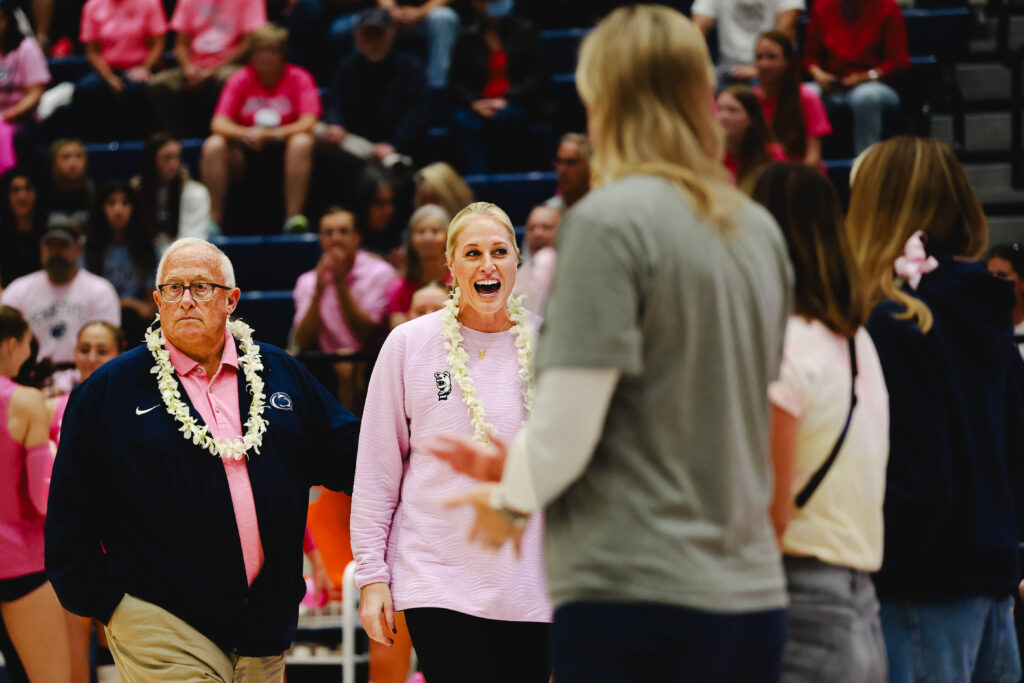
left=148, top=63, right=241, bottom=138
left=105, top=594, right=286, bottom=682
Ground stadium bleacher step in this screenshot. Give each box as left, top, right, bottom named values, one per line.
left=932, top=111, right=1023, bottom=151
left=968, top=14, right=1024, bottom=53
left=956, top=62, right=1013, bottom=101
left=987, top=215, right=1024, bottom=243
left=965, top=161, right=1015, bottom=189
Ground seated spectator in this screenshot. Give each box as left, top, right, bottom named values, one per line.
left=148, top=0, right=267, bottom=138
left=0, top=168, right=45, bottom=288
left=83, top=180, right=157, bottom=344
left=132, top=132, right=213, bottom=253
left=292, top=206, right=397, bottom=406
left=407, top=279, right=447, bottom=319
left=320, top=9, right=429, bottom=168
left=46, top=138, right=92, bottom=228
left=754, top=31, right=830, bottom=168
left=201, top=23, right=320, bottom=233
left=386, top=203, right=450, bottom=328
left=802, top=0, right=909, bottom=154
left=0, top=220, right=120, bottom=366
left=986, top=243, right=1024, bottom=359
left=716, top=86, right=786, bottom=191
left=356, top=168, right=401, bottom=256
left=449, top=0, right=548, bottom=173
left=545, top=132, right=590, bottom=212
left=512, top=203, right=559, bottom=314
left=692, top=0, right=803, bottom=83
left=413, top=161, right=473, bottom=218
left=75, top=0, right=166, bottom=141
left=0, top=4, right=50, bottom=174
left=287, top=0, right=458, bottom=88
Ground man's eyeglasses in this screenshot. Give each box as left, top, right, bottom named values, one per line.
left=157, top=282, right=231, bottom=302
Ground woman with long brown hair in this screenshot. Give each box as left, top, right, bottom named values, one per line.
left=753, top=163, right=888, bottom=683
left=754, top=31, right=831, bottom=168
left=716, top=85, right=786, bottom=191
left=848, top=136, right=1024, bottom=683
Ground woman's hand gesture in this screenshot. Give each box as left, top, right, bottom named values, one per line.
left=359, top=583, right=396, bottom=647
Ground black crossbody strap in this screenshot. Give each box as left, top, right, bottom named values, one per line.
left=794, top=337, right=859, bottom=509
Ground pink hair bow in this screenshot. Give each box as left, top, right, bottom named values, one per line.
left=894, top=231, right=939, bottom=290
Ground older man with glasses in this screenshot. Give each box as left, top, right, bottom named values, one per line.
left=45, top=237, right=360, bottom=682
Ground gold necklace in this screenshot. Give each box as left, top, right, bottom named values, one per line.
left=456, top=315, right=513, bottom=359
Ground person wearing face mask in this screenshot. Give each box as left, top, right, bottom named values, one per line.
left=351, top=202, right=551, bottom=683
left=387, top=204, right=451, bottom=328
left=0, top=220, right=120, bottom=367
left=449, top=0, right=549, bottom=174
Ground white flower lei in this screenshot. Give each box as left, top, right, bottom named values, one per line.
left=144, top=315, right=268, bottom=460
left=440, top=285, right=535, bottom=445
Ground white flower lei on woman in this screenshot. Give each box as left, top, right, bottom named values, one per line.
left=440, top=285, right=535, bottom=445
left=144, top=315, right=268, bottom=460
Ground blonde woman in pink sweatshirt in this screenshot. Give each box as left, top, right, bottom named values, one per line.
left=351, top=202, right=551, bottom=683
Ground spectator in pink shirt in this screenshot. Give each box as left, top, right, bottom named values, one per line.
left=0, top=5, right=50, bottom=174
left=74, top=0, right=166, bottom=141
left=200, top=24, right=320, bottom=233
left=0, top=305, right=72, bottom=682
left=293, top=207, right=397, bottom=406
left=754, top=31, right=831, bottom=170
left=148, top=0, right=267, bottom=137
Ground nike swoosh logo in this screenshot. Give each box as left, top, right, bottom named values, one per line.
left=135, top=405, right=161, bottom=415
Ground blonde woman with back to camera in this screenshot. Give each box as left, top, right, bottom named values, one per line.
left=848, top=136, right=1024, bottom=683
left=350, top=202, right=550, bottom=682
left=426, top=6, right=794, bottom=682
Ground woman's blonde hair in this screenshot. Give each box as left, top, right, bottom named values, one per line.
left=445, top=202, right=519, bottom=264
left=576, top=5, right=737, bottom=226
left=251, top=23, right=288, bottom=52
left=847, top=135, right=987, bottom=333
left=415, top=162, right=475, bottom=219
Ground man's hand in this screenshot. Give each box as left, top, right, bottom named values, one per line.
left=372, top=142, right=396, bottom=162
left=470, top=98, right=508, bottom=119
left=391, top=4, right=426, bottom=27
left=443, top=483, right=526, bottom=557
left=840, top=71, right=871, bottom=89
left=729, top=64, right=758, bottom=81
left=422, top=432, right=506, bottom=482
left=240, top=127, right=266, bottom=151
left=105, top=74, right=125, bottom=94
left=810, top=65, right=840, bottom=93
left=324, top=124, right=347, bottom=144
left=126, top=66, right=151, bottom=83
left=358, top=583, right=396, bottom=646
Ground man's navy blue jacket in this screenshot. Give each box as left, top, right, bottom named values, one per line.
left=45, top=340, right=360, bottom=656
left=869, top=254, right=1024, bottom=601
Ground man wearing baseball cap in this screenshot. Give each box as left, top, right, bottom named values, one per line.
left=0, top=219, right=120, bottom=365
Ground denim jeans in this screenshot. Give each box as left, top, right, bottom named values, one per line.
left=73, top=71, right=151, bottom=141
left=881, top=596, right=1022, bottom=683
left=782, top=556, right=886, bottom=683
left=809, top=80, right=900, bottom=155
left=552, top=601, right=787, bottom=683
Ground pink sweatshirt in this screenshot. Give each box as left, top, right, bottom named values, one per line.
left=351, top=310, right=551, bottom=622
left=0, top=375, right=52, bottom=579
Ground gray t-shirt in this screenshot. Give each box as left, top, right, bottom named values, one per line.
left=537, top=174, right=793, bottom=613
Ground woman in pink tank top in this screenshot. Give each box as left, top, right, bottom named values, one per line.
left=0, top=305, right=73, bottom=680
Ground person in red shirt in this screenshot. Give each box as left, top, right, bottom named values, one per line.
left=802, top=0, right=910, bottom=154
left=754, top=31, right=831, bottom=169
left=716, top=86, right=787, bottom=192
left=200, top=24, right=321, bottom=234
left=74, top=0, right=166, bottom=141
